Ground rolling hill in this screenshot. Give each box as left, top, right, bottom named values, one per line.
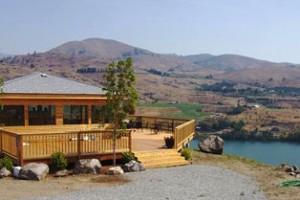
left=1, top=38, right=300, bottom=103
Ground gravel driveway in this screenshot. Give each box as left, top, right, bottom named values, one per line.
left=26, top=165, right=265, bottom=200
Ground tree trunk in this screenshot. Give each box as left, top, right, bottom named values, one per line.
left=113, top=113, right=118, bottom=166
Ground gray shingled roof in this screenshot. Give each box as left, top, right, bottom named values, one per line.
left=3, top=72, right=105, bottom=95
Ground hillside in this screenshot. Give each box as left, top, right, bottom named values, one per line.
left=183, top=54, right=296, bottom=71
left=1, top=38, right=300, bottom=104
left=48, top=38, right=153, bottom=59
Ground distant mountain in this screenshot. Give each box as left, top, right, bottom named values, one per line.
left=48, top=38, right=153, bottom=59
left=183, top=54, right=295, bottom=71
left=2, top=37, right=300, bottom=103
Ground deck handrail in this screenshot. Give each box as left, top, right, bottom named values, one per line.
left=0, top=128, right=132, bottom=165
left=129, top=115, right=195, bottom=151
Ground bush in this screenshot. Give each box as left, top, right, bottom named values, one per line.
left=181, top=148, right=192, bottom=161
left=122, top=151, right=135, bottom=163
left=50, top=152, right=67, bottom=171
left=0, top=156, right=13, bottom=171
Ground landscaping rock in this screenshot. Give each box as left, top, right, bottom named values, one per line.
left=54, top=169, right=69, bottom=177
left=19, top=163, right=49, bottom=181
left=13, top=166, right=22, bottom=178
left=74, top=159, right=101, bottom=174
left=199, top=135, right=224, bottom=154
left=0, top=167, right=11, bottom=178
left=123, top=160, right=145, bottom=172
left=106, top=166, right=124, bottom=175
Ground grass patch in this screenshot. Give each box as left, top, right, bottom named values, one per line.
left=138, top=102, right=209, bottom=120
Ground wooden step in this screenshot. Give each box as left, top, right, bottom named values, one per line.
left=133, top=149, right=190, bottom=169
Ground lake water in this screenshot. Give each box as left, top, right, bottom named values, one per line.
left=189, top=138, right=300, bottom=167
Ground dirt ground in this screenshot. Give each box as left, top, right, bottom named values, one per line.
left=0, top=171, right=130, bottom=200
left=192, top=150, right=300, bottom=200
left=1, top=151, right=299, bottom=200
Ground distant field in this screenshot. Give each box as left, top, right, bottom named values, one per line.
left=137, top=102, right=210, bottom=120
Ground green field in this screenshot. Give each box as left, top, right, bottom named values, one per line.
left=138, top=102, right=210, bottom=120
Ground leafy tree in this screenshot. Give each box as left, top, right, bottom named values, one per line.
left=103, top=57, right=139, bottom=166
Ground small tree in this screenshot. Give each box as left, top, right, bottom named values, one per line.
left=103, top=57, right=139, bottom=166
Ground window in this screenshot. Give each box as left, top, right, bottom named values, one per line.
left=0, top=105, right=24, bottom=126
left=28, top=105, right=55, bottom=125
left=63, top=105, right=88, bottom=124
left=92, top=105, right=112, bottom=123
left=92, top=105, right=104, bottom=123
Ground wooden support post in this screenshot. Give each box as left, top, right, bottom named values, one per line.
left=129, top=130, right=132, bottom=152
left=18, top=135, right=23, bottom=166
left=24, top=106, right=29, bottom=126
left=77, top=132, right=81, bottom=159
left=88, top=105, right=92, bottom=125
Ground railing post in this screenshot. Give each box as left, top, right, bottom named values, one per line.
left=18, top=135, right=23, bottom=166
left=77, top=132, right=81, bottom=159
left=129, top=130, right=132, bottom=152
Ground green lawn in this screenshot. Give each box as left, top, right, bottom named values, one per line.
left=138, top=102, right=210, bottom=120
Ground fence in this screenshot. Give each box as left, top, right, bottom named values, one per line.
left=129, top=116, right=195, bottom=150
left=0, top=128, right=131, bottom=165
left=0, top=116, right=195, bottom=165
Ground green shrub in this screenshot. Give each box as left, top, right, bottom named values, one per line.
left=122, top=151, right=135, bottom=163
left=181, top=148, right=192, bottom=161
left=50, top=152, right=67, bottom=171
left=0, top=156, right=13, bottom=171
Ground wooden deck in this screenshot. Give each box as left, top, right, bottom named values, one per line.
left=0, top=116, right=195, bottom=166
left=131, top=129, right=173, bottom=151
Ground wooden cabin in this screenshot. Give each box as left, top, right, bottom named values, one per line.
left=0, top=72, right=106, bottom=127
left=0, top=72, right=195, bottom=167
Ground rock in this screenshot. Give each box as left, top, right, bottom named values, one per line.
left=54, top=169, right=69, bottom=177
left=106, top=166, right=124, bottom=175
left=0, top=167, right=11, bottom=178
left=74, top=159, right=101, bottom=174
left=123, top=160, right=145, bottom=172
left=296, top=174, right=300, bottom=179
left=13, top=166, right=22, bottom=178
left=198, top=135, right=224, bottom=154
left=292, top=165, right=298, bottom=172
left=19, top=163, right=49, bottom=181
left=279, top=163, right=290, bottom=172
left=288, top=172, right=296, bottom=176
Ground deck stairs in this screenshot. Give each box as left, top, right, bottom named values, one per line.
left=133, top=149, right=190, bottom=169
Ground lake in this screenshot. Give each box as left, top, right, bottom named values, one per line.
left=189, top=138, right=300, bottom=167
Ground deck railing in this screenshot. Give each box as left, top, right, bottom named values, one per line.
left=0, top=116, right=195, bottom=165
left=0, top=129, right=131, bottom=165
left=129, top=115, right=195, bottom=150
left=174, top=119, right=196, bottom=150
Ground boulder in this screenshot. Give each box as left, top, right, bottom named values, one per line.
left=106, top=166, right=124, bottom=175
left=19, top=163, right=49, bottom=181
left=198, top=135, right=224, bottom=154
left=279, top=163, right=290, bottom=172
left=74, top=159, right=101, bottom=174
left=13, top=166, right=22, bottom=178
left=123, top=160, right=145, bottom=172
left=0, top=167, right=11, bottom=178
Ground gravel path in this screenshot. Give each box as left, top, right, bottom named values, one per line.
left=26, top=165, right=266, bottom=200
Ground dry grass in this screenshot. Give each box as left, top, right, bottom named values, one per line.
left=192, top=150, right=300, bottom=200
left=229, top=107, right=300, bottom=131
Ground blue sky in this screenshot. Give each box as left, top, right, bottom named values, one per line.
left=1, top=0, right=300, bottom=63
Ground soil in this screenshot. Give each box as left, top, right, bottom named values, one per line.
left=0, top=172, right=130, bottom=200
left=0, top=151, right=299, bottom=200
left=192, top=150, right=300, bottom=200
